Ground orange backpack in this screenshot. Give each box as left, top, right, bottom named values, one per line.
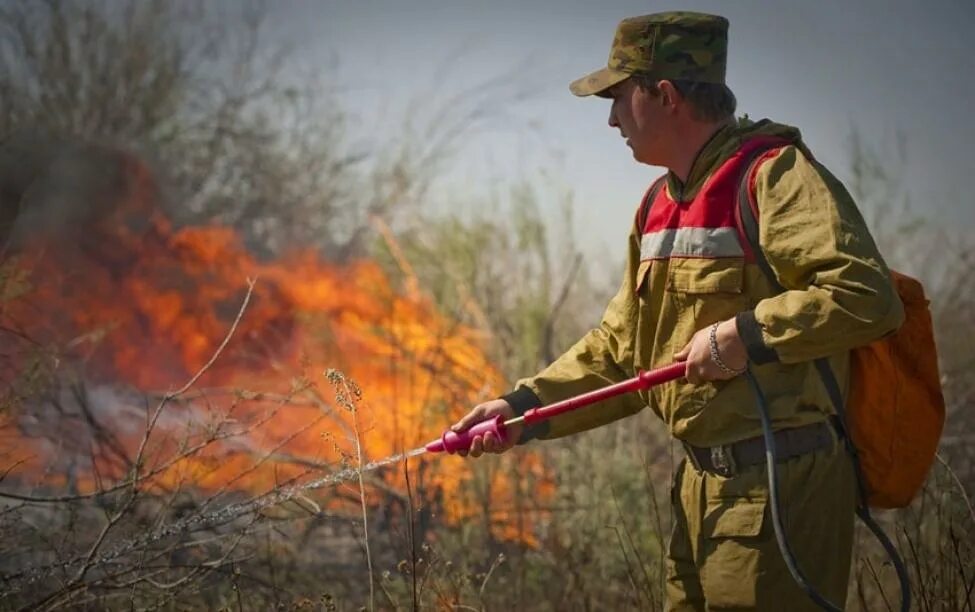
left=738, top=145, right=946, bottom=509
left=843, top=272, right=946, bottom=507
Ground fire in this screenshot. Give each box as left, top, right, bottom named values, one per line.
left=0, top=152, right=553, bottom=542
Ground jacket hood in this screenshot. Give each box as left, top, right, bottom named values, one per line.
left=668, top=118, right=811, bottom=201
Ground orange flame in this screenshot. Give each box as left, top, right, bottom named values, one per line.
left=0, top=154, right=553, bottom=542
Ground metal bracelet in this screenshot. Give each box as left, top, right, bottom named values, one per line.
left=709, top=322, right=746, bottom=376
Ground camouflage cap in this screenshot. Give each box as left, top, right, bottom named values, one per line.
left=569, top=11, right=729, bottom=97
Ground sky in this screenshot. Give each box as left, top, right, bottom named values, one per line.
left=263, top=0, right=975, bottom=261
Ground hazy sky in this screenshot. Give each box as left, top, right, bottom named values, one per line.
left=264, top=0, right=974, bottom=259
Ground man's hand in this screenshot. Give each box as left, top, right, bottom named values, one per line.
left=674, top=317, right=748, bottom=384
left=451, top=399, right=523, bottom=458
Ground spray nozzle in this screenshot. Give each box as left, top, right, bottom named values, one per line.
left=424, top=414, right=509, bottom=454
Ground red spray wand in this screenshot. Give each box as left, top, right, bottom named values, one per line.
left=425, top=362, right=686, bottom=453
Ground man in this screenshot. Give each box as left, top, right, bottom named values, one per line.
left=452, top=11, right=904, bottom=611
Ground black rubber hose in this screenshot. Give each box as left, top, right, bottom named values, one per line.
left=744, top=366, right=911, bottom=612
left=855, top=503, right=912, bottom=612
left=745, top=368, right=844, bottom=612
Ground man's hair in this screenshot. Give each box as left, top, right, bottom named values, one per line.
left=630, top=75, right=737, bottom=122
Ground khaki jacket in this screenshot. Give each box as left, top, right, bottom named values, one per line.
left=509, top=119, right=904, bottom=447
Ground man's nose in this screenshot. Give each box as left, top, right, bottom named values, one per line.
left=608, top=109, right=619, bottom=128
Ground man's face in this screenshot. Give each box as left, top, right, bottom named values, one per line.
left=607, top=78, right=670, bottom=166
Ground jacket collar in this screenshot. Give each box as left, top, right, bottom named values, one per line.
left=666, top=122, right=735, bottom=202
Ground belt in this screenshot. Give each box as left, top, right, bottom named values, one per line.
left=683, top=419, right=838, bottom=478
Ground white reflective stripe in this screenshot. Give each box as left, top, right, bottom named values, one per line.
left=640, top=227, right=743, bottom=259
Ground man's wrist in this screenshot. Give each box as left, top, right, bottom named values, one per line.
left=710, top=321, right=746, bottom=375
left=499, top=386, right=548, bottom=444
left=499, top=386, right=542, bottom=416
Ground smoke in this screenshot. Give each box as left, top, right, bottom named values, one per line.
left=1, top=132, right=165, bottom=264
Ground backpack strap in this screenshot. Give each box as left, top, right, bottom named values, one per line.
left=736, top=146, right=785, bottom=287
left=636, top=176, right=667, bottom=234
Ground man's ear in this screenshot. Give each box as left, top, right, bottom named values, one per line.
left=658, top=80, right=679, bottom=109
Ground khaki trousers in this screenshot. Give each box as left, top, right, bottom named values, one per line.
left=665, top=443, right=856, bottom=611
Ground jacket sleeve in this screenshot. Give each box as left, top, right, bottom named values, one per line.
left=503, top=213, right=646, bottom=442
left=735, top=145, right=905, bottom=365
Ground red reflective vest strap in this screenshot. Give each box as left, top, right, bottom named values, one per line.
left=637, top=136, right=792, bottom=264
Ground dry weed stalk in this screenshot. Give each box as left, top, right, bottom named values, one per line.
left=325, top=368, right=375, bottom=612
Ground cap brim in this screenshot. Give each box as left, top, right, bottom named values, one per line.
left=569, top=66, right=630, bottom=97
